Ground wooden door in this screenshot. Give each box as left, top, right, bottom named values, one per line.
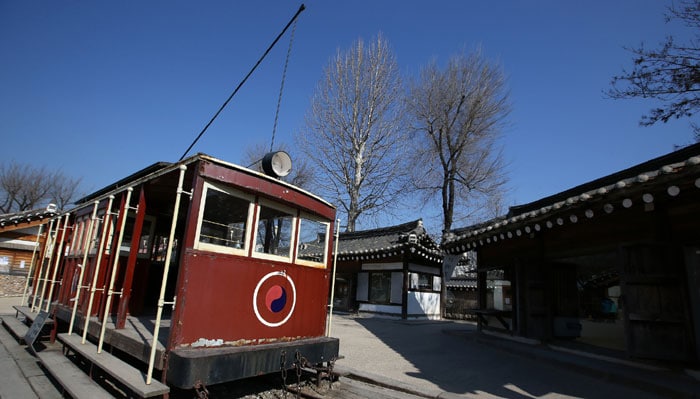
left=620, top=244, right=694, bottom=361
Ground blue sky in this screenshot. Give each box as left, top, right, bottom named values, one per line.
left=1, top=1, right=696, bottom=231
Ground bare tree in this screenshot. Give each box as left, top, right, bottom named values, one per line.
left=0, top=161, right=82, bottom=214
left=406, top=49, right=510, bottom=236
left=48, top=171, right=82, bottom=210
left=608, top=0, right=700, bottom=141
left=297, top=33, right=407, bottom=232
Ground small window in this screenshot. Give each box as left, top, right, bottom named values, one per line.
left=296, top=215, right=329, bottom=268
left=409, top=272, right=441, bottom=291
left=254, top=200, right=295, bottom=261
left=410, top=272, right=432, bottom=290
left=195, top=182, right=253, bottom=255
left=369, top=271, right=392, bottom=304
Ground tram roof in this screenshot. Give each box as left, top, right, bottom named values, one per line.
left=74, top=153, right=334, bottom=210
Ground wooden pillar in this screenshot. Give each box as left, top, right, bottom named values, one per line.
left=116, top=188, right=147, bottom=329
left=476, top=251, right=487, bottom=331
left=401, top=258, right=408, bottom=319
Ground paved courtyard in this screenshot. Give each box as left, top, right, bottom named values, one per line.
left=2, top=296, right=699, bottom=398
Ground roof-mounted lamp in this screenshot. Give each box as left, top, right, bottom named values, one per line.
left=261, top=151, right=292, bottom=178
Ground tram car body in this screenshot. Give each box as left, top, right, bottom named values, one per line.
left=32, top=153, right=339, bottom=389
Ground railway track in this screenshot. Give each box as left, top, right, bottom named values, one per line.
left=173, top=368, right=429, bottom=399
left=1, top=315, right=423, bottom=399
left=288, top=377, right=428, bottom=399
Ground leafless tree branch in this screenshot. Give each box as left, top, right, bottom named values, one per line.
left=296, top=33, right=408, bottom=231
left=406, top=48, right=511, bottom=236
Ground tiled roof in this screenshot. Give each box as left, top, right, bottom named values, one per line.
left=445, top=278, right=477, bottom=289
left=0, top=205, right=58, bottom=229
left=444, top=142, right=700, bottom=253
left=336, top=219, right=442, bottom=264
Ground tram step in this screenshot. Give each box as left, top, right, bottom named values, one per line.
left=13, top=306, right=55, bottom=325
left=36, top=349, right=113, bottom=399
left=1, top=316, right=29, bottom=344
left=58, top=333, right=170, bottom=398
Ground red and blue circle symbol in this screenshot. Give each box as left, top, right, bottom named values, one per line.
left=253, top=271, right=296, bottom=327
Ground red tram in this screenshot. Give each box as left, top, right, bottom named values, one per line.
left=25, top=152, right=339, bottom=393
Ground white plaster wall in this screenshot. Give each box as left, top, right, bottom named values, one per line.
left=359, top=303, right=401, bottom=315
left=407, top=291, right=441, bottom=318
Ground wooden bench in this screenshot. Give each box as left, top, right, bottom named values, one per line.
left=1, top=316, right=29, bottom=344
left=469, top=309, right=511, bottom=330
left=58, top=333, right=170, bottom=398
left=36, top=349, right=113, bottom=399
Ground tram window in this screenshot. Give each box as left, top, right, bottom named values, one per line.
left=137, top=218, right=155, bottom=256
left=69, top=218, right=85, bottom=256
left=254, top=200, right=295, bottom=260
left=152, top=236, right=179, bottom=263
left=195, top=182, right=254, bottom=255
left=296, top=215, right=329, bottom=268
left=89, top=211, right=104, bottom=255
left=119, top=215, right=155, bottom=258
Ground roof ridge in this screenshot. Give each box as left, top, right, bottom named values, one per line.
left=339, top=219, right=423, bottom=239
left=507, top=142, right=700, bottom=217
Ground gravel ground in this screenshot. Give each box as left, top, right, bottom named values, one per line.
left=169, top=372, right=333, bottom=399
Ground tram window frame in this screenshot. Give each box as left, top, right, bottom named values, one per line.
left=295, top=213, right=330, bottom=269
left=194, top=181, right=254, bottom=256
left=69, top=217, right=86, bottom=256
left=252, top=198, right=296, bottom=262
left=88, top=209, right=105, bottom=255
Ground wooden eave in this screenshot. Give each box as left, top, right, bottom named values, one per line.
left=444, top=145, right=700, bottom=254
left=0, top=209, right=58, bottom=233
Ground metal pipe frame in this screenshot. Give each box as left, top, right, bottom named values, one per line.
left=32, top=218, right=56, bottom=312
left=326, top=219, right=340, bottom=337
left=147, top=165, right=188, bottom=385
left=21, top=224, right=44, bottom=307
left=45, top=213, right=71, bottom=312
left=82, top=195, right=115, bottom=344
left=98, top=187, right=133, bottom=353
left=68, top=200, right=100, bottom=335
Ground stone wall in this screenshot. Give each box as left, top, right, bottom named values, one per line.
left=0, top=274, right=28, bottom=296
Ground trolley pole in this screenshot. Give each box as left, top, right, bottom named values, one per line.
left=326, top=219, right=340, bottom=337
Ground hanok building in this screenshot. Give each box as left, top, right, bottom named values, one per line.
left=331, top=219, right=444, bottom=319
left=442, top=143, right=700, bottom=365
left=0, top=205, right=58, bottom=276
